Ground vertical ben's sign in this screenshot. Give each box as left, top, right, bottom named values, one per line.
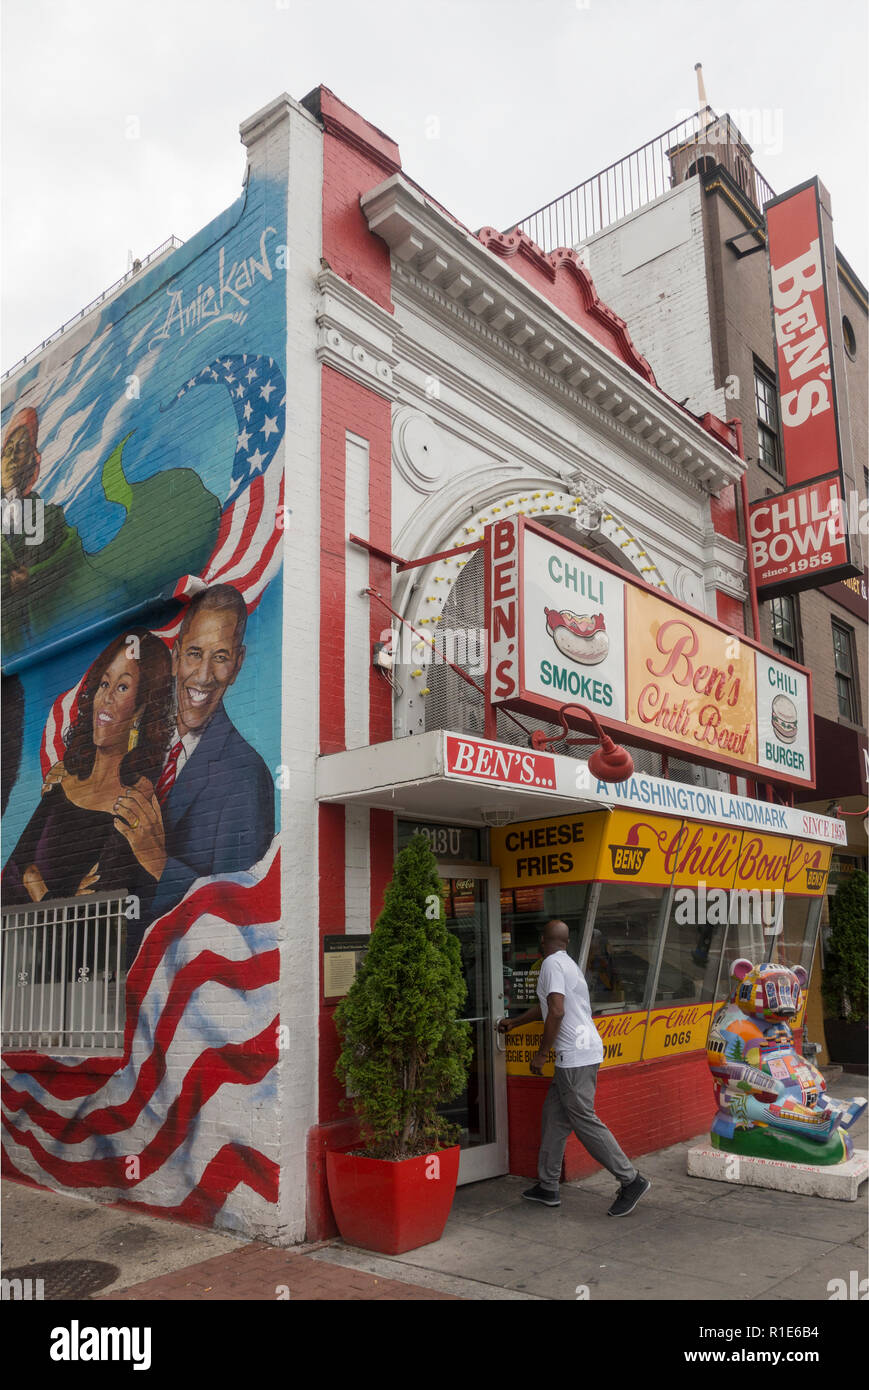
left=748, top=179, right=860, bottom=596
left=487, top=517, right=521, bottom=705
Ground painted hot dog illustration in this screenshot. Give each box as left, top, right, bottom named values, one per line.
left=544, top=608, right=609, bottom=666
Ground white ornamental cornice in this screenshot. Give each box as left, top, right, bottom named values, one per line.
left=315, top=267, right=399, bottom=400
left=361, top=174, right=745, bottom=496
left=697, top=522, right=745, bottom=603
left=703, top=526, right=748, bottom=603
left=706, top=565, right=748, bottom=603
left=391, top=286, right=709, bottom=499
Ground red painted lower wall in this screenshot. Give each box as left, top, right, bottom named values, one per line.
left=306, top=1117, right=361, bottom=1241
left=507, top=1052, right=718, bottom=1181
left=715, top=590, right=745, bottom=631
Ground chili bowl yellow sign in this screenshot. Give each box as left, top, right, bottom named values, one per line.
left=487, top=517, right=815, bottom=788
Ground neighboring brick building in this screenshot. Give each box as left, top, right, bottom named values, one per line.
left=1, top=87, right=853, bottom=1244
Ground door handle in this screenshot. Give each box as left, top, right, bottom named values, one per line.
left=494, top=1017, right=507, bottom=1053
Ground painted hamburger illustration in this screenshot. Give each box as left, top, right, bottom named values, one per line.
left=771, top=694, right=798, bottom=744
left=545, top=608, right=609, bottom=666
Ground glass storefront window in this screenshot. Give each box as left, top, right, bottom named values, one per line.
left=396, top=820, right=483, bottom=862
left=715, top=894, right=821, bottom=990
left=653, top=899, right=723, bottom=1007
left=718, top=910, right=767, bottom=985
left=584, top=883, right=671, bottom=1015
left=765, top=896, right=823, bottom=977
left=500, top=883, right=589, bottom=1019
left=440, top=877, right=494, bottom=1149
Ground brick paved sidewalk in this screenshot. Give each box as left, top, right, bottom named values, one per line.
left=99, top=1241, right=461, bottom=1301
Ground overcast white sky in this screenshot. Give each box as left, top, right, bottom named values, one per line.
left=2, top=0, right=867, bottom=372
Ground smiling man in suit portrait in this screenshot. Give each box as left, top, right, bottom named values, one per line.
left=115, top=583, right=275, bottom=946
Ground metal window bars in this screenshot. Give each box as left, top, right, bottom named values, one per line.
left=1, top=891, right=127, bottom=1052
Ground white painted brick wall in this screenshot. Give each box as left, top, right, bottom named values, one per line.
left=344, top=803, right=371, bottom=936
left=267, top=95, right=323, bottom=1246
left=344, top=431, right=371, bottom=751
left=579, top=180, right=727, bottom=422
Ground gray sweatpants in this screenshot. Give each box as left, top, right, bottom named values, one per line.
left=538, top=1064, right=637, bottom=1189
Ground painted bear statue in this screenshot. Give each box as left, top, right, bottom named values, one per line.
left=706, top=960, right=866, bottom=1165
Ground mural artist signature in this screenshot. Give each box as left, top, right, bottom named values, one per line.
left=149, top=227, right=279, bottom=348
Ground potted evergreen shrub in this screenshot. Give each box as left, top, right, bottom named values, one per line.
left=822, top=869, right=868, bottom=1069
left=326, top=833, right=473, bottom=1254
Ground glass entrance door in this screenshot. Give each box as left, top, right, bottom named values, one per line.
left=438, top=865, right=508, bottom=1184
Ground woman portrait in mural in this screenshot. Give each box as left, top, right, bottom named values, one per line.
left=3, top=628, right=173, bottom=908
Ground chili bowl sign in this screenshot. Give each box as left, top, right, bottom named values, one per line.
left=486, top=516, right=815, bottom=789
left=747, top=178, right=860, bottom=597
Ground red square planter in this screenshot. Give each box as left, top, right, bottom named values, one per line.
left=325, top=1146, right=460, bottom=1254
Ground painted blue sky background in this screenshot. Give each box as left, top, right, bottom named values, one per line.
left=2, top=169, right=286, bottom=861
left=2, top=174, right=286, bottom=556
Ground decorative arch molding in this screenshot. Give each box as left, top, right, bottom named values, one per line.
left=392, top=485, right=672, bottom=714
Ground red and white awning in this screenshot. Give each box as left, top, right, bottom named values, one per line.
left=317, top=730, right=846, bottom=844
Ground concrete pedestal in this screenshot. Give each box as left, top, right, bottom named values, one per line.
left=686, top=1145, right=869, bottom=1201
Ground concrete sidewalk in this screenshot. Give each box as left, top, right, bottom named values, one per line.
left=315, top=1072, right=869, bottom=1302
left=323, top=1143, right=867, bottom=1301
left=2, top=1069, right=866, bottom=1302
left=0, top=1181, right=457, bottom=1301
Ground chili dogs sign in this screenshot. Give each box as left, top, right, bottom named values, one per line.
left=748, top=179, right=859, bottom=597
left=486, top=516, right=815, bottom=788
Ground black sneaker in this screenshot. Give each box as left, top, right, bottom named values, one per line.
left=522, top=1184, right=561, bottom=1207
left=607, top=1174, right=651, bottom=1216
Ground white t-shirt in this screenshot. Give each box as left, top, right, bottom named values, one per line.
left=536, top=950, right=604, bottom=1068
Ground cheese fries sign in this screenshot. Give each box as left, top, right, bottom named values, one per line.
left=486, top=517, right=815, bottom=789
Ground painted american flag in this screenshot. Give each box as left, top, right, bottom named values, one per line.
left=1, top=842, right=280, bottom=1223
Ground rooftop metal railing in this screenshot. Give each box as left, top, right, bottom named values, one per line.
left=511, top=109, right=775, bottom=254
left=1, top=235, right=184, bottom=385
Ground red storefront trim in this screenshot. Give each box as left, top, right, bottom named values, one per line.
left=507, top=1052, right=718, bottom=1181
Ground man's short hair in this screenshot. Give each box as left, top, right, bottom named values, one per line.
left=178, top=583, right=247, bottom=647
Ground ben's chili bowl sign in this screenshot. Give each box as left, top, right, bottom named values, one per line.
left=748, top=478, right=850, bottom=591
left=444, top=735, right=557, bottom=789
left=745, top=179, right=859, bottom=596
left=626, top=586, right=758, bottom=763
left=521, top=527, right=627, bottom=722
left=486, top=517, right=815, bottom=788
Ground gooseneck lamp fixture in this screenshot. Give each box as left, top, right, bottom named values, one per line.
left=530, top=703, right=634, bottom=784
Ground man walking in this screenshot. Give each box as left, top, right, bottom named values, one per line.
left=499, top=919, right=650, bottom=1217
